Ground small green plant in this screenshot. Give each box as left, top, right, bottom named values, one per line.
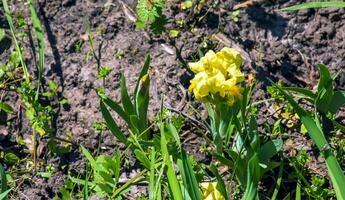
left=98, top=55, right=151, bottom=145
left=42, top=80, right=59, bottom=98
left=231, top=10, right=240, bottom=22
left=2, top=0, right=59, bottom=167
left=135, top=0, right=167, bottom=34
left=76, top=146, right=124, bottom=198
left=97, top=66, right=111, bottom=79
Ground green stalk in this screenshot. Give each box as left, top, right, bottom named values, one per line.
left=28, top=0, right=45, bottom=101
left=111, top=169, right=147, bottom=198
left=2, top=0, right=29, bottom=83
left=271, top=159, right=283, bottom=200
left=32, top=130, right=37, bottom=167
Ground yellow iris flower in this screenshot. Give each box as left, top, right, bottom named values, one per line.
left=200, top=182, right=225, bottom=200
left=188, top=47, right=244, bottom=105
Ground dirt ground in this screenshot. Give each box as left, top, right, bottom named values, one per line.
left=0, top=0, right=345, bottom=199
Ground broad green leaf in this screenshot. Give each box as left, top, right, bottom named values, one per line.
left=328, top=91, right=345, bottom=114
left=98, top=171, right=115, bottom=184
left=4, top=153, right=19, bottom=165
left=0, top=102, right=13, bottom=113
left=129, top=115, right=141, bottom=135
left=167, top=122, right=181, bottom=147
left=102, top=96, right=131, bottom=126
left=100, top=101, right=128, bottom=145
left=258, top=139, right=283, bottom=164
left=120, top=74, right=135, bottom=115
left=214, top=154, right=234, bottom=168
left=281, top=2, right=345, bottom=11
left=317, top=64, right=332, bottom=92
left=160, top=124, right=183, bottom=200
left=316, top=64, right=333, bottom=113
left=0, top=164, right=7, bottom=195
left=135, top=73, right=150, bottom=131
left=180, top=184, right=192, bottom=200
left=134, top=55, right=151, bottom=99
left=242, top=154, right=260, bottom=200
left=218, top=104, right=231, bottom=137
left=114, top=152, right=121, bottom=182
left=283, top=87, right=316, bottom=100
left=80, top=145, right=96, bottom=170
left=0, top=189, right=10, bottom=200
left=324, top=153, right=345, bottom=200
left=178, top=150, right=202, bottom=200
left=206, top=103, right=217, bottom=138
left=249, top=116, right=259, bottom=152
left=60, top=188, right=71, bottom=200
left=134, top=149, right=151, bottom=169
left=295, top=182, right=301, bottom=200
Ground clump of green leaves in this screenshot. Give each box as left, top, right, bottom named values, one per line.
left=136, top=0, right=166, bottom=34
left=231, top=10, right=240, bottom=22
left=18, top=82, right=53, bottom=136
left=273, top=64, right=345, bottom=199
left=75, top=146, right=123, bottom=198
left=98, top=55, right=151, bottom=145
left=97, top=66, right=110, bottom=79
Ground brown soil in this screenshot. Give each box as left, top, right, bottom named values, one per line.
left=0, top=0, right=344, bottom=199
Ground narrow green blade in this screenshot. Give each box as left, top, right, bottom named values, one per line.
left=29, top=0, right=45, bottom=100
left=135, top=73, right=150, bottom=132
left=80, top=145, right=96, bottom=169
left=100, top=101, right=128, bottom=144
left=134, top=55, right=151, bottom=101
left=241, top=154, right=260, bottom=200
left=0, top=164, right=7, bottom=195
left=134, top=149, right=151, bottom=170
left=2, top=0, right=29, bottom=82
left=283, top=87, right=316, bottom=100
left=0, top=189, right=10, bottom=200
left=101, top=96, right=131, bottom=127
left=178, top=150, right=202, bottom=200
left=281, top=2, right=345, bottom=11
left=210, top=165, right=229, bottom=200
left=160, top=124, right=183, bottom=200
left=120, top=74, right=135, bottom=115
left=328, top=91, right=345, bottom=114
